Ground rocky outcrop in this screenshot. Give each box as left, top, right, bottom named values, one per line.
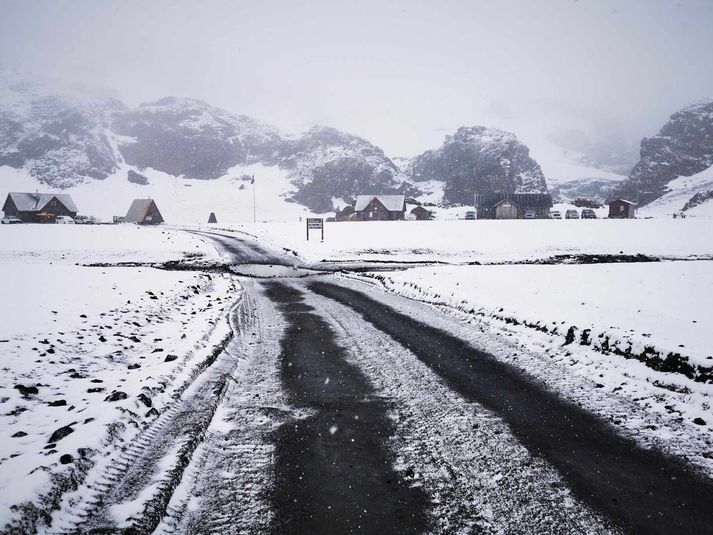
left=614, top=99, right=713, bottom=205
left=113, top=97, right=284, bottom=180
left=284, top=126, right=408, bottom=212
left=408, top=126, right=548, bottom=205
left=0, top=75, right=124, bottom=187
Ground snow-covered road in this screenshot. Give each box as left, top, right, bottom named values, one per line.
left=3, top=228, right=713, bottom=535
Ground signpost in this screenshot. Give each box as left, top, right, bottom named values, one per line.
left=306, top=218, right=324, bottom=241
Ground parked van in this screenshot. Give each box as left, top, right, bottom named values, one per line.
left=565, top=209, right=580, bottom=219
left=55, top=215, right=75, bottom=224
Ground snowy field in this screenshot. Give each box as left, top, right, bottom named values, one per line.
left=0, top=225, right=237, bottom=527
left=362, top=261, right=713, bottom=369
left=212, top=216, right=713, bottom=264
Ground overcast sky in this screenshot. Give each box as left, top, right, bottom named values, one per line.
left=1, top=0, right=713, bottom=160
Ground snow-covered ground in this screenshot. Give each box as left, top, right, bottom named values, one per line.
left=362, top=261, right=713, bottom=368
left=213, top=216, right=713, bottom=264
left=639, top=166, right=713, bottom=218
left=0, top=163, right=328, bottom=226
left=0, top=225, right=238, bottom=529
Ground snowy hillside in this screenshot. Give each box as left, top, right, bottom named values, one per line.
left=639, top=166, right=713, bottom=217
left=615, top=99, right=713, bottom=206
left=0, top=73, right=406, bottom=214
left=526, top=140, right=627, bottom=203
left=0, top=70, right=125, bottom=187
left=0, top=163, right=327, bottom=224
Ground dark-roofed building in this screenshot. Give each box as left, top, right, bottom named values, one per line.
left=409, top=206, right=434, bottom=220
left=2, top=192, right=78, bottom=223
left=608, top=199, right=636, bottom=219
left=125, top=199, right=164, bottom=225
left=474, top=193, right=552, bottom=219
left=354, top=195, right=406, bottom=221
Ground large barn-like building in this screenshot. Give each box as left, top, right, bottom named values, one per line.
left=474, top=193, right=553, bottom=219
left=354, top=195, right=406, bottom=221
left=125, top=199, right=164, bottom=225
left=2, top=192, right=78, bottom=223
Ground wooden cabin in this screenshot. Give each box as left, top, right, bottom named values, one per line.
left=354, top=195, right=406, bottom=221
left=2, top=192, right=78, bottom=223
left=475, top=193, right=552, bottom=219
left=125, top=199, right=164, bottom=225
left=608, top=199, right=636, bottom=219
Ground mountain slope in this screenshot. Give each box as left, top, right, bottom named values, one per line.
left=614, top=99, right=713, bottom=205
left=113, top=97, right=285, bottom=180
left=0, top=73, right=125, bottom=188
left=284, top=126, right=407, bottom=212
left=408, top=126, right=548, bottom=205
left=0, top=75, right=405, bottom=213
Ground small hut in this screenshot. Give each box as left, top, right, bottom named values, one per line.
left=125, top=199, right=164, bottom=225
left=410, top=206, right=433, bottom=221
left=608, top=199, right=636, bottom=219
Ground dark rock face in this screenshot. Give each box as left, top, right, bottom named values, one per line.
left=113, top=97, right=284, bottom=180
left=614, top=99, right=713, bottom=205
left=127, top=169, right=149, bottom=185
left=0, top=81, right=124, bottom=187
left=284, top=127, right=407, bottom=212
left=408, top=126, right=548, bottom=205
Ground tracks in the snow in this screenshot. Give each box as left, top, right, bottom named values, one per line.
left=41, top=293, right=250, bottom=535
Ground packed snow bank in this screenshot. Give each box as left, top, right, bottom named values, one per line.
left=0, top=223, right=218, bottom=264
left=213, top=217, right=713, bottom=264
left=364, top=261, right=713, bottom=369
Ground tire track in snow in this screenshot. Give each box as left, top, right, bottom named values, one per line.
left=263, top=281, right=430, bottom=535
left=40, top=291, right=246, bottom=535
left=154, top=281, right=293, bottom=535
left=310, top=279, right=713, bottom=535
left=302, top=283, right=617, bottom=534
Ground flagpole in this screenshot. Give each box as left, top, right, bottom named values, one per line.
left=252, top=174, right=256, bottom=224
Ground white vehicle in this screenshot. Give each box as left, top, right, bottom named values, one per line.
left=1, top=216, right=22, bottom=224
left=55, top=215, right=75, bottom=224
left=549, top=210, right=562, bottom=219
left=524, top=210, right=536, bottom=219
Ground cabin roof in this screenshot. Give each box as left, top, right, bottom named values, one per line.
left=6, top=192, right=78, bottom=213
left=125, top=198, right=156, bottom=223
left=610, top=199, right=636, bottom=205
left=354, top=195, right=406, bottom=212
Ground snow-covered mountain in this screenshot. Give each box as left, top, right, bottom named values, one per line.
left=614, top=99, right=713, bottom=208
left=0, top=73, right=402, bottom=214
left=284, top=126, right=409, bottom=212
left=407, top=126, right=548, bottom=205
left=113, top=97, right=285, bottom=180
left=0, top=74, right=125, bottom=188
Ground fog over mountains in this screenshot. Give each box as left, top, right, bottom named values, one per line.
left=1, top=71, right=713, bottom=215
